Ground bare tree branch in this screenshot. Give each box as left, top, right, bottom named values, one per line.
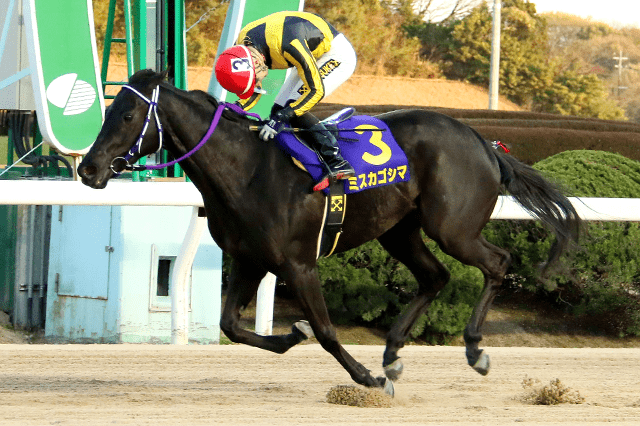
left=414, top=0, right=485, bottom=22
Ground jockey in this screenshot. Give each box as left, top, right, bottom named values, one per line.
left=214, top=11, right=357, bottom=190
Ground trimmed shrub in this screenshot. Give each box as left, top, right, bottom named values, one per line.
left=484, top=150, right=640, bottom=336
left=318, top=237, right=483, bottom=343
left=319, top=149, right=640, bottom=340
left=319, top=240, right=413, bottom=327
left=315, top=104, right=640, bottom=164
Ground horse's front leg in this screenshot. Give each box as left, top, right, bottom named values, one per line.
left=283, top=263, right=391, bottom=392
left=219, top=258, right=312, bottom=353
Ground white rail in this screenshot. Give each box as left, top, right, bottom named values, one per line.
left=1, top=180, right=640, bottom=221
left=1, top=179, right=639, bottom=343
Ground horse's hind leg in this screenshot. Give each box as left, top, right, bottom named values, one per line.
left=219, top=258, right=311, bottom=353
left=438, top=235, right=511, bottom=375
left=377, top=214, right=450, bottom=381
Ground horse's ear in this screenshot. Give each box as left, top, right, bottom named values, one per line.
left=160, top=68, right=170, bottom=81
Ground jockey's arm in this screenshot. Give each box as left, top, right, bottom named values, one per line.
left=282, top=39, right=325, bottom=117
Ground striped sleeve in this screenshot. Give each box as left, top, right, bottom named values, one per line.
left=235, top=84, right=262, bottom=111
left=282, top=39, right=325, bottom=116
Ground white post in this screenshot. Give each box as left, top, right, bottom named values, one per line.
left=255, top=273, right=277, bottom=335
left=72, top=156, right=82, bottom=181
left=488, top=0, right=501, bottom=110
left=170, top=206, right=207, bottom=344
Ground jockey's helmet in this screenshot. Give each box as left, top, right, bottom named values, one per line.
left=214, top=45, right=256, bottom=99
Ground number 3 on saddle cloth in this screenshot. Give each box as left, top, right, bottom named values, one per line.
left=274, top=112, right=411, bottom=258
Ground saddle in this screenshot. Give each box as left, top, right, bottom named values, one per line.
left=321, top=107, right=357, bottom=133
left=275, top=108, right=411, bottom=258
left=276, top=110, right=410, bottom=195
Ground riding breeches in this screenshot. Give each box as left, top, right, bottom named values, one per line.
left=274, top=34, right=357, bottom=109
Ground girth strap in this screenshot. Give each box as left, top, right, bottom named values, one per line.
left=316, top=180, right=347, bottom=258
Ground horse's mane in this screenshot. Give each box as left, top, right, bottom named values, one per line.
left=127, top=69, right=257, bottom=123
left=128, top=69, right=168, bottom=88
left=188, top=90, right=261, bottom=123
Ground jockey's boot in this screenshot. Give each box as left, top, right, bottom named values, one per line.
left=308, top=122, right=355, bottom=191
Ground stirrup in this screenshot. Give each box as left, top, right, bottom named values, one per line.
left=333, top=169, right=355, bottom=181
left=312, top=167, right=354, bottom=192
left=329, top=161, right=355, bottom=181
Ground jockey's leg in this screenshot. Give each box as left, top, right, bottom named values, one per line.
left=273, top=33, right=358, bottom=191
left=291, top=113, right=355, bottom=191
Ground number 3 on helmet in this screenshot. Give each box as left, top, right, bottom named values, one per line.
left=214, top=45, right=257, bottom=99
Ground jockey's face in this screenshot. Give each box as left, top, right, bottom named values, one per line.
left=248, top=46, right=269, bottom=83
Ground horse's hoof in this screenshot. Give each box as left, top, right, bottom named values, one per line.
left=383, top=358, right=403, bottom=382
left=472, top=351, right=491, bottom=376
left=383, top=377, right=395, bottom=397
left=293, top=320, right=314, bottom=339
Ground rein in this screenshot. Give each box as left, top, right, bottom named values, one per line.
left=111, top=85, right=260, bottom=174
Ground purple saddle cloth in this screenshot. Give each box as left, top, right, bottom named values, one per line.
left=275, top=115, right=410, bottom=194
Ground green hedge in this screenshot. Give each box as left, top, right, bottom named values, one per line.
left=485, top=150, right=640, bottom=336
left=318, top=239, right=483, bottom=344
left=315, top=104, right=640, bottom=164
left=318, top=150, right=640, bottom=340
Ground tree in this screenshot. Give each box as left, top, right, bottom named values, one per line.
left=446, top=0, right=552, bottom=105
left=92, top=0, right=229, bottom=67
left=403, top=20, right=458, bottom=62
left=533, top=70, right=626, bottom=119
left=305, top=0, right=439, bottom=77
left=410, top=0, right=485, bottom=23
left=183, top=0, right=229, bottom=66
left=440, top=0, right=626, bottom=119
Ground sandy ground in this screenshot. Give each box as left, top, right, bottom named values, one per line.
left=1, top=344, right=640, bottom=425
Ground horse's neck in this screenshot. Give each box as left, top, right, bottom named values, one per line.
left=160, top=88, right=267, bottom=205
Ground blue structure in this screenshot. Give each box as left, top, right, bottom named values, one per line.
left=45, top=205, right=222, bottom=343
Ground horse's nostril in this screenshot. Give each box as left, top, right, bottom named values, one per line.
left=78, top=164, right=97, bottom=178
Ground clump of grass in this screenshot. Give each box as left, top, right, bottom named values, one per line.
left=521, top=376, right=585, bottom=405
left=326, top=384, right=394, bottom=408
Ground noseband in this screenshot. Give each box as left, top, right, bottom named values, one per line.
left=110, top=84, right=261, bottom=175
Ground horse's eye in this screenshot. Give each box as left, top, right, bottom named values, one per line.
left=123, top=113, right=133, bottom=122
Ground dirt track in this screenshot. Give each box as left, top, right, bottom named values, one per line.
left=2, top=344, right=640, bottom=425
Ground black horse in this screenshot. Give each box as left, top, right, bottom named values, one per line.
left=78, top=70, right=579, bottom=394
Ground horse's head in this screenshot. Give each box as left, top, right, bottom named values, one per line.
left=78, top=69, right=168, bottom=188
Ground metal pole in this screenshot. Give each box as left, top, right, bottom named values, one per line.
left=172, top=0, right=187, bottom=90
left=613, top=49, right=628, bottom=97
left=101, top=0, right=118, bottom=92
left=13, top=205, right=30, bottom=328
left=72, top=156, right=82, bottom=181
left=488, top=0, right=501, bottom=110
left=6, top=121, right=14, bottom=166
left=124, top=0, right=135, bottom=77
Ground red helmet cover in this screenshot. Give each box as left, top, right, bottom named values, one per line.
left=214, top=45, right=256, bottom=99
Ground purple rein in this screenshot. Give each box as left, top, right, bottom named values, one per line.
left=110, top=85, right=261, bottom=175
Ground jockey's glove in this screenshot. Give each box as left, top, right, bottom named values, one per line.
left=259, top=106, right=295, bottom=141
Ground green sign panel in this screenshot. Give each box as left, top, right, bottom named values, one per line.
left=208, top=0, right=305, bottom=119
left=24, top=0, right=104, bottom=155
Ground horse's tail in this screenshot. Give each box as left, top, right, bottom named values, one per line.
left=490, top=145, right=581, bottom=272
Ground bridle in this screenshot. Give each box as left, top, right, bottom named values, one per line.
left=110, top=84, right=260, bottom=175
left=110, top=84, right=163, bottom=174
